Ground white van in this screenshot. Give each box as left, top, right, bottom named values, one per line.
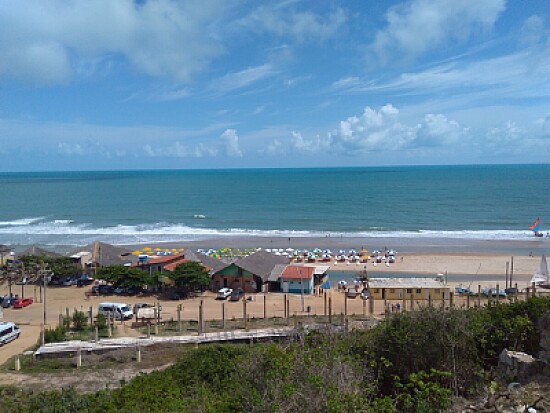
left=98, top=302, right=133, bottom=321
left=0, top=322, right=21, bottom=346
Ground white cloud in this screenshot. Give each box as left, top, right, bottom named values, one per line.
left=535, top=115, right=550, bottom=136
left=415, top=114, right=468, bottom=147
left=0, top=0, right=226, bottom=84
left=328, top=104, right=415, bottom=153
left=220, top=129, right=243, bottom=157
left=210, top=64, right=276, bottom=93
left=290, top=131, right=331, bottom=153
left=371, top=0, right=505, bottom=64
left=237, top=5, right=346, bottom=42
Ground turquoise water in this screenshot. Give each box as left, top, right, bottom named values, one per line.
left=0, top=164, right=548, bottom=246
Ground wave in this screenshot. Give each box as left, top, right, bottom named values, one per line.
left=193, top=214, right=207, bottom=219
left=0, top=217, right=45, bottom=227
left=0, top=218, right=546, bottom=246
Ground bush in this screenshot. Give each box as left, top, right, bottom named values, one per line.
left=72, top=310, right=88, bottom=331
left=44, top=326, right=66, bottom=343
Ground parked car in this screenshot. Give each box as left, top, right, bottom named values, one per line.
left=455, top=287, right=475, bottom=296
left=216, top=288, right=232, bottom=300
left=16, top=277, right=30, bottom=285
left=345, top=288, right=358, bottom=299
left=76, top=274, right=94, bottom=287
left=92, top=284, right=115, bottom=296
left=62, top=277, right=78, bottom=286
left=12, top=297, right=33, bottom=308
left=229, top=288, right=244, bottom=301
left=1, top=296, right=16, bottom=308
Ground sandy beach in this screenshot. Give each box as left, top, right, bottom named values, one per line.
left=1, top=242, right=549, bottom=366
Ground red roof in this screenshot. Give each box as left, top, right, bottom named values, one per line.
left=280, top=266, right=314, bottom=280
left=164, top=258, right=189, bottom=272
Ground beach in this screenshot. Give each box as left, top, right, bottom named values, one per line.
left=1, top=239, right=548, bottom=366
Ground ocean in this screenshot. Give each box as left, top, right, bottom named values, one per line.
left=0, top=164, right=549, bottom=248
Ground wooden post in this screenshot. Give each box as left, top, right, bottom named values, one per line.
left=328, top=296, right=333, bottom=323
left=156, top=301, right=161, bottom=324
left=154, top=322, right=159, bottom=335
left=136, top=345, right=141, bottom=363
left=198, top=302, right=203, bottom=335
left=147, top=323, right=151, bottom=338
left=286, top=298, right=290, bottom=321
left=496, top=284, right=500, bottom=302
left=369, top=296, right=374, bottom=317
left=95, top=325, right=99, bottom=342
left=263, top=294, right=267, bottom=319
left=177, top=304, right=182, bottom=332
left=66, top=307, right=69, bottom=319
left=532, top=282, right=537, bottom=297
left=477, top=285, right=481, bottom=307
left=428, top=294, right=432, bottom=308
left=243, top=299, right=248, bottom=330
left=89, top=306, right=93, bottom=327
left=466, top=294, right=470, bottom=309
left=449, top=292, right=454, bottom=308
left=59, top=313, right=64, bottom=327
left=402, top=294, right=406, bottom=312
left=76, top=348, right=82, bottom=368
left=441, top=292, right=446, bottom=310
left=107, top=314, right=112, bottom=338
left=505, top=261, right=509, bottom=289
left=15, top=356, right=21, bottom=371
left=284, top=294, right=287, bottom=318
left=362, top=297, right=366, bottom=316
left=324, top=292, right=327, bottom=316
left=344, top=294, right=348, bottom=316
left=221, top=302, right=225, bottom=330
left=525, top=287, right=529, bottom=301
left=514, top=283, right=518, bottom=302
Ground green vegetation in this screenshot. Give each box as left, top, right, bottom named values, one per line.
left=166, top=261, right=211, bottom=294
left=1, top=297, right=548, bottom=412
left=96, top=266, right=153, bottom=289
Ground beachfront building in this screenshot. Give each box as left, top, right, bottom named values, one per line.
left=211, top=250, right=289, bottom=293
left=69, top=241, right=137, bottom=271
left=278, top=265, right=314, bottom=294
left=367, top=278, right=449, bottom=300
left=135, top=254, right=188, bottom=274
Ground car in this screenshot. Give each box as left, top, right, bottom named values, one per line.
left=360, top=289, right=370, bottom=300
left=76, top=274, right=94, bottom=287
left=62, top=277, right=78, bottom=286
left=345, top=288, right=358, bottom=299
left=229, top=288, right=244, bottom=301
left=1, top=296, right=16, bottom=308
left=12, top=297, right=33, bottom=308
left=92, top=284, right=115, bottom=295
left=216, top=288, right=232, bottom=300
left=455, top=287, right=475, bottom=296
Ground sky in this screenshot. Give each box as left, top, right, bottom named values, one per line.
left=0, top=0, right=549, bottom=172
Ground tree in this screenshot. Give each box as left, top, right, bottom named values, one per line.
left=96, top=266, right=152, bottom=289
left=19, top=255, right=79, bottom=280
left=167, top=261, right=211, bottom=294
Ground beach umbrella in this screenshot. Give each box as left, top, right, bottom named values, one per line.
left=142, top=247, right=152, bottom=251
left=387, top=249, right=398, bottom=255
left=132, top=250, right=142, bottom=256
left=323, top=249, right=332, bottom=255
left=349, top=249, right=357, bottom=255
left=154, top=247, right=162, bottom=251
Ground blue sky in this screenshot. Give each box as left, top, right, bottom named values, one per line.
left=1, top=0, right=549, bottom=171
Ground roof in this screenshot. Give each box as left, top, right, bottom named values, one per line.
left=368, top=278, right=448, bottom=289
left=280, top=265, right=315, bottom=280
left=163, top=258, right=189, bottom=272
left=68, top=241, right=135, bottom=267
left=268, top=264, right=288, bottom=282
left=229, top=250, right=289, bottom=283
left=303, top=265, right=329, bottom=275
left=19, top=246, right=61, bottom=257
left=185, top=250, right=228, bottom=273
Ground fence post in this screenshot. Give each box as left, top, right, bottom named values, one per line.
left=243, top=299, right=248, bottom=330
left=136, top=345, right=141, bottom=363
left=263, top=294, right=267, bottom=319
left=328, top=296, right=333, bottom=324
left=324, top=292, right=327, bottom=316
left=496, top=284, right=500, bottom=302
left=477, top=285, right=481, bottom=307
left=15, top=356, right=21, bottom=371
left=532, top=282, right=537, bottom=297
left=76, top=348, right=82, bottom=368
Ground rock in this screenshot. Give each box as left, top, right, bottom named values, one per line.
left=498, top=349, right=539, bottom=382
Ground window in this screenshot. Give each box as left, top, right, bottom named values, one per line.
left=390, top=289, right=395, bottom=293
left=416, top=289, right=422, bottom=294
left=406, top=289, right=412, bottom=294
left=435, top=289, right=440, bottom=294
left=373, top=289, right=379, bottom=293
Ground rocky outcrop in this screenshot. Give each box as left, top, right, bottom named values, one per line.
left=498, top=349, right=540, bottom=381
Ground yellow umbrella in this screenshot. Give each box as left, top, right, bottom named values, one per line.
left=142, top=247, right=152, bottom=251
left=132, top=250, right=142, bottom=255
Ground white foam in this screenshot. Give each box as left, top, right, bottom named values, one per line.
left=0, top=218, right=544, bottom=246
left=0, top=217, right=45, bottom=226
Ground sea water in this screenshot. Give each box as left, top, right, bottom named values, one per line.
left=0, top=164, right=549, bottom=247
